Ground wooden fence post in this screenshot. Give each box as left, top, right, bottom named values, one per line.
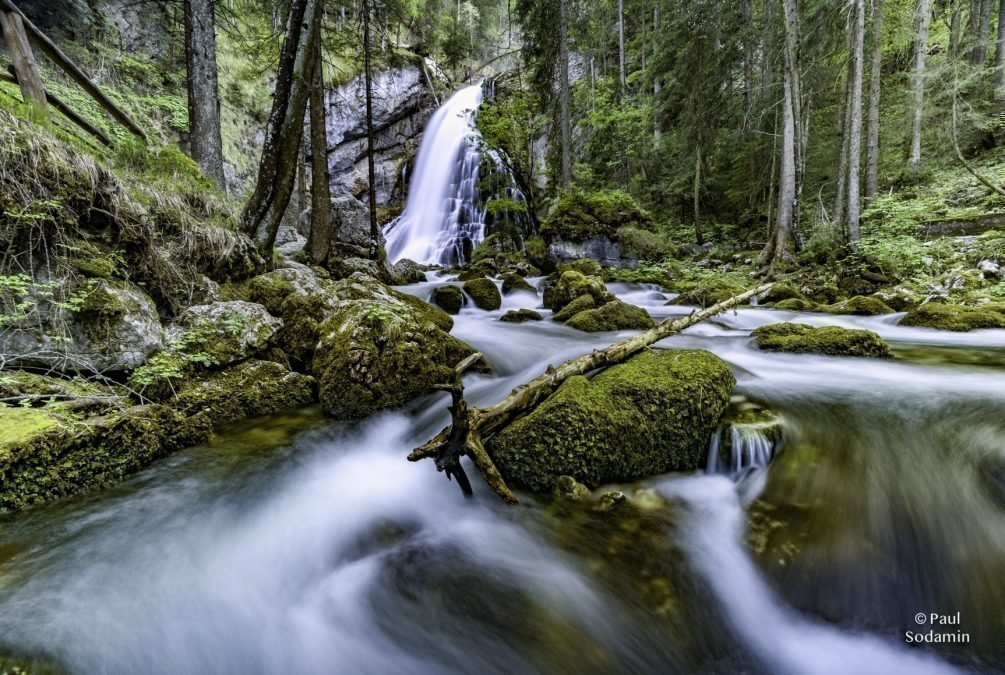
left=0, top=9, right=46, bottom=111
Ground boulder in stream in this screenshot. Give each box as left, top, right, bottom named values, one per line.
left=565, top=300, right=655, bottom=332
left=462, top=278, right=502, bottom=311
left=489, top=349, right=735, bottom=491
left=552, top=294, right=597, bottom=322
left=820, top=296, right=895, bottom=316
left=500, top=309, right=543, bottom=323
left=752, top=323, right=892, bottom=358
left=543, top=270, right=615, bottom=311
left=899, top=302, right=1005, bottom=332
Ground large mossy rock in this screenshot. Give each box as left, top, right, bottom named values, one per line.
left=462, top=277, right=502, bottom=310
left=312, top=274, right=477, bottom=420
left=433, top=285, right=464, bottom=314
left=752, top=323, right=892, bottom=358
left=820, top=295, right=895, bottom=316
left=552, top=294, right=596, bottom=322
left=543, top=270, right=615, bottom=311
left=565, top=300, right=655, bottom=332
left=488, top=349, right=735, bottom=491
left=500, top=271, right=536, bottom=295
left=899, top=302, right=1005, bottom=332
left=169, top=301, right=282, bottom=367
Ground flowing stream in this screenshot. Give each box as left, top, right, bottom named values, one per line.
left=1, top=278, right=1004, bottom=673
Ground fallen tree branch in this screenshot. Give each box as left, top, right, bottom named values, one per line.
left=409, top=283, right=773, bottom=504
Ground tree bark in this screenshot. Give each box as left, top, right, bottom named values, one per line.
left=618, top=0, right=626, bottom=96
left=865, top=0, right=884, bottom=198
left=782, top=0, right=803, bottom=247
left=653, top=3, right=661, bottom=142
left=846, top=0, right=865, bottom=241
left=694, top=147, right=705, bottom=245
left=742, top=0, right=754, bottom=119
left=974, top=0, right=993, bottom=66
left=908, top=0, right=930, bottom=168
left=242, top=0, right=321, bottom=252
left=949, top=7, right=961, bottom=59
left=995, top=0, right=1005, bottom=100
left=409, top=283, right=773, bottom=503
left=0, top=10, right=46, bottom=110
left=772, top=0, right=800, bottom=265
left=559, top=0, right=572, bottom=186
left=184, top=0, right=226, bottom=190
left=306, top=17, right=332, bottom=266
left=833, top=65, right=852, bottom=228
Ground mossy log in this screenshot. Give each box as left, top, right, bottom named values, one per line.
left=409, top=282, right=772, bottom=504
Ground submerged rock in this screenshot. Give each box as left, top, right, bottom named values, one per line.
left=489, top=349, right=735, bottom=491
left=752, top=323, right=892, bottom=358
left=899, top=302, right=1005, bottom=332
left=500, top=309, right=543, bottom=323
left=462, top=277, right=502, bottom=310
left=565, top=300, right=655, bottom=332
left=433, top=285, right=464, bottom=314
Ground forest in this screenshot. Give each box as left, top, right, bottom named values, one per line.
left=0, top=0, right=1004, bottom=673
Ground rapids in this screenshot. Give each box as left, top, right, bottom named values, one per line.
left=1, top=276, right=1004, bottom=673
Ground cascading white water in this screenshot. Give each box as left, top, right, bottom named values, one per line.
left=384, top=84, right=487, bottom=266
left=707, top=423, right=781, bottom=476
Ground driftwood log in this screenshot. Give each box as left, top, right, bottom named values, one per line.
left=409, top=283, right=773, bottom=504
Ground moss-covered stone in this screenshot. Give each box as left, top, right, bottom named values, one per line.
left=488, top=349, right=735, bottom=491
left=500, top=309, right=543, bottom=323
left=820, top=295, right=895, bottom=316
left=773, top=298, right=820, bottom=312
left=432, top=285, right=464, bottom=314
left=668, top=278, right=749, bottom=308
left=390, top=288, right=454, bottom=331
left=759, top=282, right=804, bottom=304
left=543, top=270, right=615, bottom=311
left=557, top=258, right=605, bottom=278
left=752, top=323, right=892, bottom=358
left=463, top=277, right=502, bottom=310
left=540, top=189, right=655, bottom=242
left=565, top=300, right=655, bottom=332
left=899, top=302, right=1005, bottom=332
left=500, top=271, right=536, bottom=295
left=551, top=294, right=596, bottom=322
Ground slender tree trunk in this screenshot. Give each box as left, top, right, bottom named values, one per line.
left=761, top=0, right=776, bottom=94
left=865, top=0, right=884, bottom=198
left=183, top=0, right=226, bottom=189
left=559, top=0, right=572, bottom=186
left=742, top=0, right=754, bottom=119
left=653, top=3, right=661, bottom=142
left=846, top=0, right=865, bottom=242
left=782, top=0, right=803, bottom=251
left=694, top=146, right=705, bottom=245
left=773, top=33, right=797, bottom=266
left=618, top=0, right=626, bottom=96
left=307, top=18, right=333, bottom=266
left=834, top=66, right=852, bottom=228
left=908, top=0, right=930, bottom=168
left=975, top=0, right=993, bottom=66
left=995, top=0, right=1005, bottom=99
left=949, top=7, right=962, bottom=58
left=363, top=0, right=379, bottom=255
left=242, top=0, right=322, bottom=251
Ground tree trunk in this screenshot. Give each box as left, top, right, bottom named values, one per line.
left=782, top=0, right=803, bottom=246
left=995, top=0, right=1005, bottom=100
left=363, top=0, right=379, bottom=255
left=694, top=146, right=705, bottom=245
left=908, top=0, right=930, bottom=168
left=559, top=0, right=572, bottom=186
left=742, top=0, right=754, bottom=118
left=974, top=0, right=993, bottom=66
left=0, top=10, right=46, bottom=111
left=184, top=0, right=226, bottom=190
left=306, top=19, right=332, bottom=266
left=653, top=3, right=661, bottom=142
left=242, top=0, right=322, bottom=252
left=834, top=65, right=852, bottom=228
left=774, top=0, right=800, bottom=264
left=618, top=0, right=626, bottom=96
left=865, top=0, right=884, bottom=198
left=846, top=0, right=865, bottom=242
left=409, top=283, right=773, bottom=503
left=949, top=7, right=961, bottom=58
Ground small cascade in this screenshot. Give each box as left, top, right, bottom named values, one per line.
left=383, top=83, right=532, bottom=266
left=707, top=405, right=783, bottom=477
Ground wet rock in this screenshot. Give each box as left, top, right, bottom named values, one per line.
left=432, top=285, right=464, bottom=314
left=773, top=298, right=820, bottom=312
left=978, top=259, right=1001, bottom=280
left=489, top=349, right=735, bottom=491
left=565, top=300, right=655, bottom=332
left=500, top=309, right=543, bottom=323
left=667, top=279, right=749, bottom=308
left=500, top=271, right=536, bottom=295
left=820, top=295, right=895, bottom=316
left=169, top=301, right=282, bottom=367
left=899, top=302, right=1005, bottom=332
left=759, top=282, right=805, bottom=304
left=595, top=491, right=628, bottom=512
left=752, top=323, right=892, bottom=358
left=543, top=270, right=615, bottom=311
left=553, top=475, right=592, bottom=502
left=552, top=294, right=597, bottom=322
left=463, top=278, right=502, bottom=310
left=391, top=258, right=428, bottom=284
left=872, top=287, right=921, bottom=312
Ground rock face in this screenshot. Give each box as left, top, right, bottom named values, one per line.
left=489, top=349, right=735, bottom=491
left=752, top=323, right=892, bottom=358
left=169, top=301, right=282, bottom=367
left=322, top=63, right=443, bottom=206
left=0, top=280, right=163, bottom=373
left=312, top=274, right=477, bottom=420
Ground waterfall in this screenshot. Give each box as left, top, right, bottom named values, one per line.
left=707, top=420, right=782, bottom=477
left=383, top=83, right=531, bottom=267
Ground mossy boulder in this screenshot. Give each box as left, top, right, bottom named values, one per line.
left=540, top=189, right=655, bottom=242
left=169, top=301, right=282, bottom=367
left=463, top=277, right=503, bottom=310
left=773, top=298, right=820, bottom=312
left=668, top=278, right=749, bottom=308
left=752, top=323, right=892, bottom=358
left=557, top=258, right=605, bottom=278
left=552, top=294, right=597, bottom=322
left=312, top=275, right=479, bottom=420
left=500, top=271, right=536, bottom=295
left=899, top=302, right=1005, bottom=332
left=760, top=282, right=805, bottom=304
left=433, top=285, right=464, bottom=314
left=543, top=271, right=615, bottom=311
left=820, top=295, right=895, bottom=316
left=565, top=301, right=655, bottom=332
left=391, top=258, right=428, bottom=284
left=500, top=309, right=543, bottom=323
left=488, top=349, right=735, bottom=491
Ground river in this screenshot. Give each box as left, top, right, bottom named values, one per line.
left=1, top=276, right=1003, bottom=674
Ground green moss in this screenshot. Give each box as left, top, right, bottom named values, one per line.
left=433, top=285, right=464, bottom=314
left=557, top=258, right=605, bottom=278
left=500, top=272, right=536, bottom=295
left=565, top=301, right=655, bottom=332
left=462, top=277, right=502, bottom=310
left=899, top=302, right=1005, bottom=332
left=552, top=294, right=597, bottom=322
left=752, top=323, right=892, bottom=358
left=773, top=298, right=820, bottom=311
left=0, top=408, right=58, bottom=447
left=390, top=288, right=454, bottom=331
left=524, top=235, right=548, bottom=268
left=243, top=273, right=297, bottom=314
left=820, top=295, right=895, bottom=316
left=669, top=278, right=749, bottom=308
left=489, top=349, right=735, bottom=491
left=760, top=283, right=805, bottom=304
left=616, top=226, right=677, bottom=261
left=543, top=271, right=615, bottom=311
left=500, top=309, right=543, bottom=323
left=541, top=189, right=655, bottom=243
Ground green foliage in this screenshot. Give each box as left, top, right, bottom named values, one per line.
left=541, top=189, right=655, bottom=242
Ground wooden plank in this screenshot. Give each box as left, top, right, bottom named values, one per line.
left=0, top=0, right=147, bottom=141
left=0, top=9, right=46, bottom=110
left=1, top=68, right=112, bottom=146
